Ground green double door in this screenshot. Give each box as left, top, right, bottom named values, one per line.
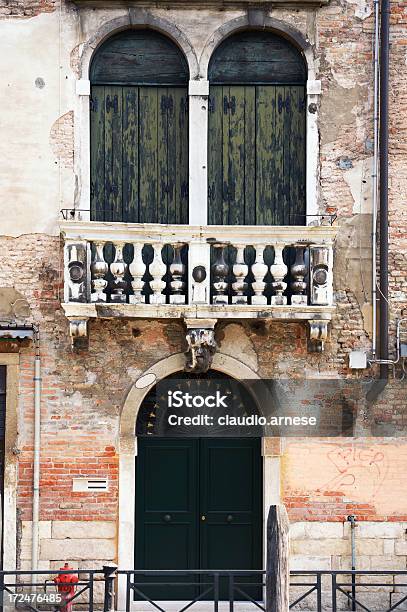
left=135, top=438, right=263, bottom=600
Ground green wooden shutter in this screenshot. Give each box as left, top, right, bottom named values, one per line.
left=90, top=85, right=188, bottom=224
left=208, top=84, right=306, bottom=226
left=208, top=30, right=306, bottom=226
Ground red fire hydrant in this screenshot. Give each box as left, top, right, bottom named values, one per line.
left=54, top=563, right=78, bottom=612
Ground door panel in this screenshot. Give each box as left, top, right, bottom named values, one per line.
left=200, top=439, right=262, bottom=599
left=208, top=84, right=306, bottom=226
left=135, top=437, right=262, bottom=601
left=135, top=439, right=199, bottom=599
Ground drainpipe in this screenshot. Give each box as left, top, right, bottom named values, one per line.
left=371, top=0, right=380, bottom=360
left=347, top=515, right=357, bottom=611
left=31, top=325, right=41, bottom=571
left=367, top=0, right=390, bottom=401
left=379, top=0, right=390, bottom=382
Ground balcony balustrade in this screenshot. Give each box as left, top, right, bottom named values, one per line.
left=61, top=220, right=337, bottom=354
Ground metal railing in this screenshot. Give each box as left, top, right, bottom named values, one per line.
left=290, top=570, right=407, bottom=612
left=118, top=570, right=266, bottom=612
left=0, top=568, right=406, bottom=611
left=0, top=568, right=107, bottom=611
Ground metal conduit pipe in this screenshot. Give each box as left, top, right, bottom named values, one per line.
left=31, top=324, right=41, bottom=571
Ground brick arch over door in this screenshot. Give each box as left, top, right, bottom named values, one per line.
left=90, top=29, right=190, bottom=224
left=207, top=29, right=307, bottom=226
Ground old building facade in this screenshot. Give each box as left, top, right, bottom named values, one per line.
left=0, top=0, right=406, bottom=608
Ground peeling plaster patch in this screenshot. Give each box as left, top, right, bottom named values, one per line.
left=50, top=111, right=74, bottom=169
left=70, top=391, right=83, bottom=408
left=86, top=371, right=97, bottom=386
left=127, top=367, right=144, bottom=380
left=334, top=215, right=373, bottom=336
left=320, top=84, right=363, bottom=144
left=337, top=156, right=353, bottom=170
left=343, top=157, right=373, bottom=214
left=348, top=0, right=372, bottom=20
left=0, top=288, right=30, bottom=320
left=218, top=323, right=258, bottom=371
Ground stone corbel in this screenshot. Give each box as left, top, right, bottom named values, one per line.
left=69, top=318, right=89, bottom=350
left=184, top=319, right=217, bottom=374
left=308, top=320, right=329, bottom=352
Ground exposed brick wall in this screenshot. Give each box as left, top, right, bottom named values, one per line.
left=0, top=233, right=405, bottom=527
left=0, top=0, right=57, bottom=18
left=50, top=111, right=74, bottom=170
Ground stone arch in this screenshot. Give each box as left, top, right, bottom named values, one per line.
left=117, top=353, right=278, bottom=603
left=78, top=11, right=199, bottom=82
left=120, top=351, right=261, bottom=454
left=199, top=14, right=315, bottom=81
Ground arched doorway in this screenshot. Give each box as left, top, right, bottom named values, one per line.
left=90, top=29, right=189, bottom=224
left=208, top=30, right=307, bottom=226
left=134, top=371, right=263, bottom=600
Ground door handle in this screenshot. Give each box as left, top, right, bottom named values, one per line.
left=163, top=514, right=172, bottom=522
left=226, top=514, right=234, bottom=523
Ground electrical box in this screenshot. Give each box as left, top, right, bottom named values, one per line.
left=349, top=351, right=367, bottom=369
left=72, top=478, right=109, bottom=492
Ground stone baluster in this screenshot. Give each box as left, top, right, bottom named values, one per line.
left=65, top=241, right=88, bottom=303
left=110, top=242, right=127, bottom=303
left=290, top=246, right=308, bottom=305
left=270, top=243, right=288, bottom=305
left=129, top=243, right=146, bottom=304
left=149, top=243, right=166, bottom=304
left=232, top=246, right=248, bottom=304
left=91, top=242, right=108, bottom=303
left=251, top=245, right=268, bottom=305
left=211, top=244, right=229, bottom=305
left=169, top=244, right=186, bottom=304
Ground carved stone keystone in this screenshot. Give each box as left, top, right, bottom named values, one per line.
left=184, top=319, right=217, bottom=373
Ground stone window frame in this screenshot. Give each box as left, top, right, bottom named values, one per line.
left=74, top=12, right=321, bottom=226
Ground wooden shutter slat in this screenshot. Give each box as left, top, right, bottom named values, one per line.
left=256, top=85, right=273, bottom=225
left=171, top=89, right=189, bottom=224
left=290, top=86, right=306, bottom=225
left=90, top=86, right=106, bottom=221
left=222, top=86, right=230, bottom=225
left=104, top=86, right=123, bottom=222
left=122, top=86, right=139, bottom=223
left=244, top=86, right=256, bottom=226
left=157, top=88, right=169, bottom=223
left=208, top=87, right=223, bottom=226
left=228, top=85, right=245, bottom=225
left=139, top=87, right=158, bottom=224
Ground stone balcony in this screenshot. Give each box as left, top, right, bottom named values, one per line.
left=61, top=220, right=337, bottom=360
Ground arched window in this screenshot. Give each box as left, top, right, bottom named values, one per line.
left=208, top=31, right=307, bottom=225
left=90, top=29, right=189, bottom=224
